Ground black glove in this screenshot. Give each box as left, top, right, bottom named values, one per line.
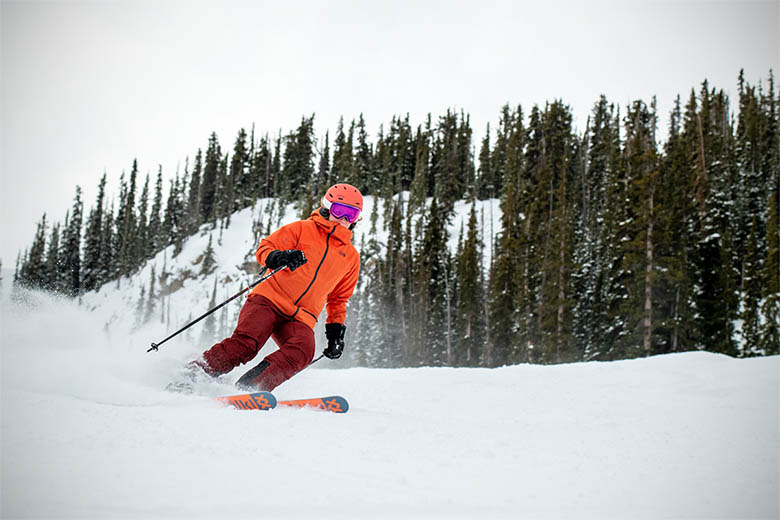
left=266, top=249, right=307, bottom=272
left=324, top=323, right=346, bottom=360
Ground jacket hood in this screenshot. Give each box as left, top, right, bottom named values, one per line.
left=309, top=211, right=354, bottom=244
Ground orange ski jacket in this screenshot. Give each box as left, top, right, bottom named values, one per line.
left=250, top=211, right=360, bottom=329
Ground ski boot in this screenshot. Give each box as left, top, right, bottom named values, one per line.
left=166, top=359, right=214, bottom=393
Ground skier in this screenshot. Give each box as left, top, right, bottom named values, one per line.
left=180, top=183, right=362, bottom=392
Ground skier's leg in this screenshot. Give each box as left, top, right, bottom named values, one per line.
left=243, top=319, right=315, bottom=391
left=199, top=295, right=281, bottom=376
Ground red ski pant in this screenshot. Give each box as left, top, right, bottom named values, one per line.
left=201, top=294, right=315, bottom=391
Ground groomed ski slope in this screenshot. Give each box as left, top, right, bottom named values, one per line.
left=1, top=289, right=778, bottom=519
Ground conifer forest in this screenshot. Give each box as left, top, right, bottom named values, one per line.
left=14, top=70, right=780, bottom=367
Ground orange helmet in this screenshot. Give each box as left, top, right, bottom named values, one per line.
left=323, top=183, right=363, bottom=210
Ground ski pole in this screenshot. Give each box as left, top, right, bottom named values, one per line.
left=147, top=266, right=287, bottom=353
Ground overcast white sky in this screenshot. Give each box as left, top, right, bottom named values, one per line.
left=1, top=0, right=778, bottom=265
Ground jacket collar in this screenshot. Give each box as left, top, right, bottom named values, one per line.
left=310, top=211, right=353, bottom=244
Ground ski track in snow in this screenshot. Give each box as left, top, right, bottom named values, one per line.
left=1, top=195, right=778, bottom=518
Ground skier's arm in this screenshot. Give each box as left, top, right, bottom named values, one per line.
left=325, top=257, right=360, bottom=325
left=255, top=221, right=303, bottom=266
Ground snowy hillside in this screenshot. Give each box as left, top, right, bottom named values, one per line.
left=76, top=193, right=502, bottom=365
left=1, top=285, right=778, bottom=519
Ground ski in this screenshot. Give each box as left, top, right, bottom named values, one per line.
left=278, top=395, right=349, bottom=413
left=215, top=391, right=277, bottom=411
left=214, top=392, right=349, bottom=413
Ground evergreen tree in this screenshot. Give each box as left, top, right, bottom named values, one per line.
left=735, top=70, right=766, bottom=261
left=687, top=84, right=739, bottom=355
left=740, top=217, right=762, bottom=355
left=61, top=186, right=83, bottom=296
left=409, top=124, right=431, bottom=214
left=213, top=151, right=226, bottom=225
left=490, top=104, right=514, bottom=197
left=117, top=160, right=139, bottom=276
left=760, top=189, right=780, bottom=354
left=215, top=153, right=229, bottom=226
left=177, top=169, right=190, bottom=250
left=476, top=123, right=492, bottom=199
left=331, top=117, right=353, bottom=186
left=200, top=133, right=221, bottom=222
left=148, top=167, right=164, bottom=252
left=394, top=114, right=415, bottom=192
left=655, top=95, right=698, bottom=354
left=380, top=120, right=402, bottom=219
left=136, top=173, right=150, bottom=262
left=454, top=202, right=486, bottom=365
left=459, top=112, right=476, bottom=198
left=317, top=131, right=330, bottom=195
left=270, top=132, right=282, bottom=197
left=531, top=101, right=575, bottom=363
left=187, top=152, right=202, bottom=233
left=220, top=150, right=236, bottom=227
left=411, top=197, right=451, bottom=366
left=200, top=234, right=217, bottom=276
left=111, top=175, right=126, bottom=280
left=45, top=221, right=61, bottom=292
left=179, top=160, right=190, bottom=239
left=373, top=124, right=392, bottom=222
left=571, top=96, right=623, bottom=360
left=161, top=178, right=177, bottom=246
left=299, top=131, right=328, bottom=218
left=281, top=116, right=316, bottom=202
left=252, top=135, right=272, bottom=199
left=99, top=202, right=116, bottom=286
left=762, top=71, right=779, bottom=198
left=355, top=114, right=373, bottom=193
left=487, top=104, right=526, bottom=366
left=432, top=109, right=466, bottom=214
left=162, top=174, right=187, bottom=254
left=82, top=173, right=106, bottom=292
left=231, top=128, right=252, bottom=208
left=616, top=100, right=662, bottom=359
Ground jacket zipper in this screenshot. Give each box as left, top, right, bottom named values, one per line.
left=294, top=225, right=337, bottom=307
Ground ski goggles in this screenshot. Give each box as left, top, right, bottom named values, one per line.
left=322, top=198, right=361, bottom=223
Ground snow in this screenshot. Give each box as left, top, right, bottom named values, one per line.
left=2, top=286, right=778, bottom=519
left=2, top=196, right=778, bottom=519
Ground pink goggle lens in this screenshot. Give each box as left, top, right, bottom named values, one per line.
left=329, top=202, right=361, bottom=223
